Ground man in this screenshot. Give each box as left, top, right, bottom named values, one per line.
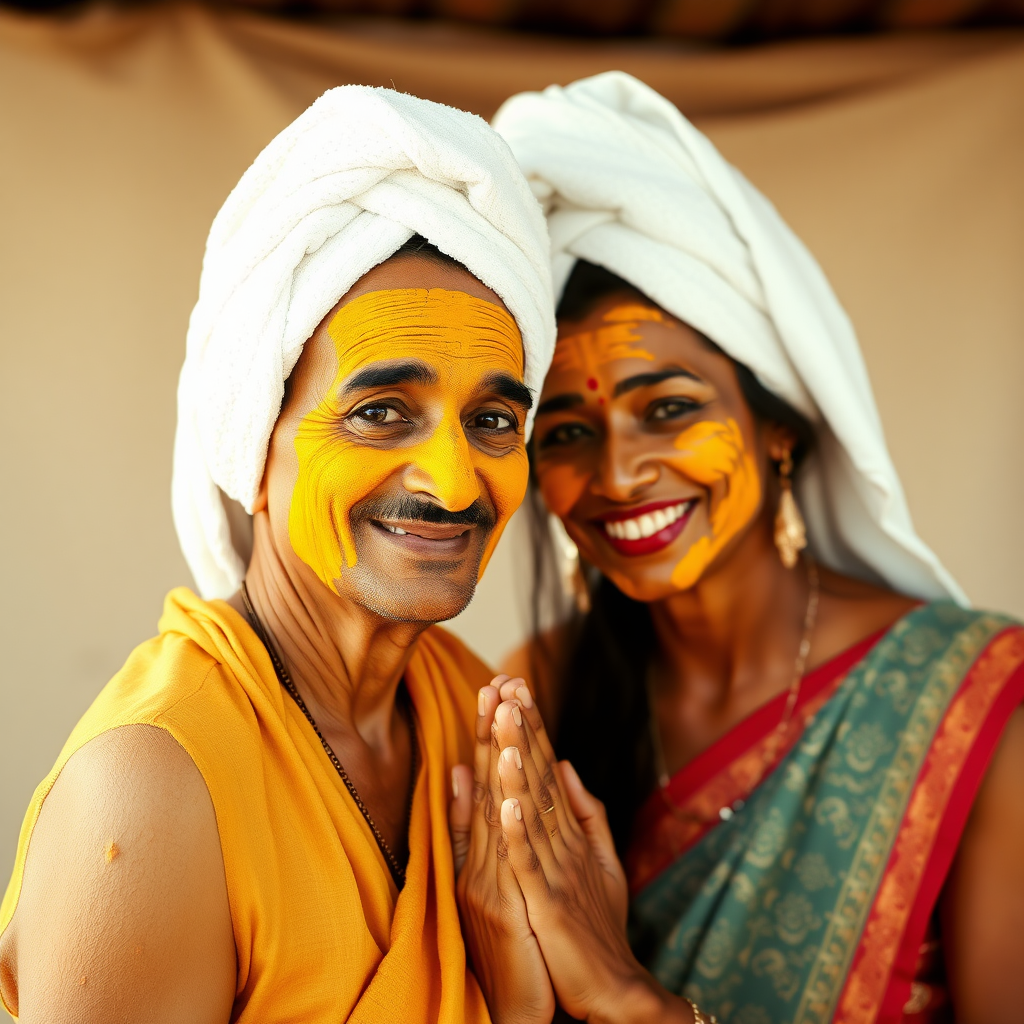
left=0, top=85, right=553, bottom=1022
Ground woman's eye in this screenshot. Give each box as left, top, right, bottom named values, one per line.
left=354, top=404, right=403, bottom=425
left=648, top=398, right=701, bottom=422
left=471, top=411, right=515, bottom=432
left=538, top=422, right=592, bottom=449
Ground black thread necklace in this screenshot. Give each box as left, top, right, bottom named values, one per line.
left=241, top=582, right=418, bottom=888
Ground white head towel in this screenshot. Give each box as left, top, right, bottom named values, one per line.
left=173, top=86, right=555, bottom=600
left=493, top=71, right=963, bottom=604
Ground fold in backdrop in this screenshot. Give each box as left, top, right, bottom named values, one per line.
left=1, top=4, right=1022, bottom=896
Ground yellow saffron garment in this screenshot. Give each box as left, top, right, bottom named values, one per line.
left=0, top=588, right=491, bottom=1022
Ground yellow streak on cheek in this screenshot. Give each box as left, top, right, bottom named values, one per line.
left=477, top=447, right=529, bottom=579
left=288, top=288, right=527, bottom=594
left=665, top=418, right=760, bottom=589
left=290, top=406, right=390, bottom=587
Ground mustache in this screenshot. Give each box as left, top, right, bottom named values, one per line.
left=358, top=494, right=496, bottom=530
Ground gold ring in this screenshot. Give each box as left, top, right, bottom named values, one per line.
left=539, top=804, right=556, bottom=814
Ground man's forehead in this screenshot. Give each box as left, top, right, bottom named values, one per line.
left=327, top=287, right=525, bottom=379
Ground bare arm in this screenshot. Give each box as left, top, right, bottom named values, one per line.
left=943, top=707, right=1024, bottom=1023
left=0, top=724, right=236, bottom=1023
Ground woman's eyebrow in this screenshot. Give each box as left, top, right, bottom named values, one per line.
left=612, top=366, right=702, bottom=398
left=536, top=393, right=584, bottom=416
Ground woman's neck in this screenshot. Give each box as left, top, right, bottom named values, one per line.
left=647, top=520, right=812, bottom=752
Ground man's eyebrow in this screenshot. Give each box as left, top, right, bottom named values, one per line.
left=612, top=367, right=702, bottom=398
left=484, top=372, right=534, bottom=410
left=536, top=393, right=584, bottom=416
left=340, top=360, right=438, bottom=396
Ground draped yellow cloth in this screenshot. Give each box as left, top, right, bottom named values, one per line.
left=0, top=588, right=491, bottom=1023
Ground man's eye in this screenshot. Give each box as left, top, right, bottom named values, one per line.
left=354, top=404, right=403, bottom=425
left=538, top=422, right=592, bottom=449
left=471, top=411, right=515, bottom=432
left=648, top=398, right=702, bottom=421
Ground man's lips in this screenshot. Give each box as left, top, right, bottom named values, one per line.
left=593, top=499, right=696, bottom=557
left=371, top=518, right=476, bottom=555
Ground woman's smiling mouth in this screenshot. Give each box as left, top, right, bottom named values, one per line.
left=594, top=499, right=696, bottom=556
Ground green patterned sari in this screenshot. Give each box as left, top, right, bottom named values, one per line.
left=627, top=603, right=1024, bottom=1024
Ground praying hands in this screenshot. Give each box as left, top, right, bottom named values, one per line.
left=450, top=676, right=698, bottom=1024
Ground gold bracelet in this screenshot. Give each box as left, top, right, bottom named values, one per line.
left=685, top=997, right=718, bottom=1024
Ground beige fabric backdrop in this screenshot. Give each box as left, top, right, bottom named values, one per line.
left=1, top=5, right=1022, bottom=906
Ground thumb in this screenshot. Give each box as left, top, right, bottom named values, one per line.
left=558, top=760, right=623, bottom=881
left=449, top=764, right=473, bottom=876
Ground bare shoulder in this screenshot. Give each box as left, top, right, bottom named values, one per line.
left=942, top=707, right=1024, bottom=1022
left=0, top=724, right=235, bottom=1024
left=501, top=621, right=575, bottom=732
left=811, top=566, right=919, bottom=668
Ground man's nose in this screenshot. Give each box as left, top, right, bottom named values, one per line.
left=403, top=413, right=481, bottom=511
left=592, top=430, right=660, bottom=502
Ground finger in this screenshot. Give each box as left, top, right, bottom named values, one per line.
left=498, top=742, right=559, bottom=872
left=449, top=764, right=473, bottom=876
left=494, top=787, right=530, bottom=930
left=494, top=698, right=577, bottom=844
left=511, top=681, right=559, bottom=768
left=500, top=797, right=551, bottom=909
left=559, top=760, right=625, bottom=884
left=469, top=686, right=502, bottom=872
left=497, top=676, right=521, bottom=702
left=473, top=686, right=501, bottom=800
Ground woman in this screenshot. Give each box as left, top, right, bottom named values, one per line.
left=451, top=73, right=1024, bottom=1024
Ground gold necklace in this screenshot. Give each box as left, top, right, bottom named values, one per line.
left=241, top=582, right=418, bottom=888
left=648, top=560, right=819, bottom=824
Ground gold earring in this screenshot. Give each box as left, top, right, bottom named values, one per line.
left=550, top=515, right=591, bottom=614
left=774, top=449, right=807, bottom=569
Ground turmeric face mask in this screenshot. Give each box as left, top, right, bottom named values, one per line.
left=538, top=304, right=664, bottom=519
left=289, top=288, right=529, bottom=594
left=535, top=301, right=763, bottom=598
left=664, top=418, right=761, bottom=588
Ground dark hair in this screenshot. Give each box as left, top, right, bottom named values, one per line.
left=392, top=233, right=465, bottom=270
left=538, top=260, right=815, bottom=855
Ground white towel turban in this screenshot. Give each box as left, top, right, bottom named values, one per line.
left=173, top=86, right=555, bottom=600
left=493, top=71, right=964, bottom=604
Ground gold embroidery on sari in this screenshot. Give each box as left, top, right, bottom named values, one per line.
left=794, top=613, right=1008, bottom=1024
left=834, top=626, right=1024, bottom=1023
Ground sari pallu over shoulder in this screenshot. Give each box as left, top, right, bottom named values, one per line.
left=627, top=603, right=1024, bottom=1024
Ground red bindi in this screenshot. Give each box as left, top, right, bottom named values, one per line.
left=586, top=377, right=599, bottom=391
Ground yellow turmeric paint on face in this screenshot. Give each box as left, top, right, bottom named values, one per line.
left=289, top=288, right=528, bottom=594
left=666, top=418, right=761, bottom=589
left=552, top=304, right=662, bottom=381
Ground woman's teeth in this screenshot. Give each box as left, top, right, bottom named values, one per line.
left=603, top=502, right=691, bottom=541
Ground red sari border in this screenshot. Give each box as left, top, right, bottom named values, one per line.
left=627, top=630, right=885, bottom=895
left=837, top=625, right=1024, bottom=1024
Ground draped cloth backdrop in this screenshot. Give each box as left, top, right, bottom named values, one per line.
left=0, top=4, right=1022, bottom=917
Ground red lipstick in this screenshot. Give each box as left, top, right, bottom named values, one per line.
left=594, top=499, right=695, bottom=557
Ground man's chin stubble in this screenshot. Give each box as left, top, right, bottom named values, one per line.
left=339, top=560, right=481, bottom=624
